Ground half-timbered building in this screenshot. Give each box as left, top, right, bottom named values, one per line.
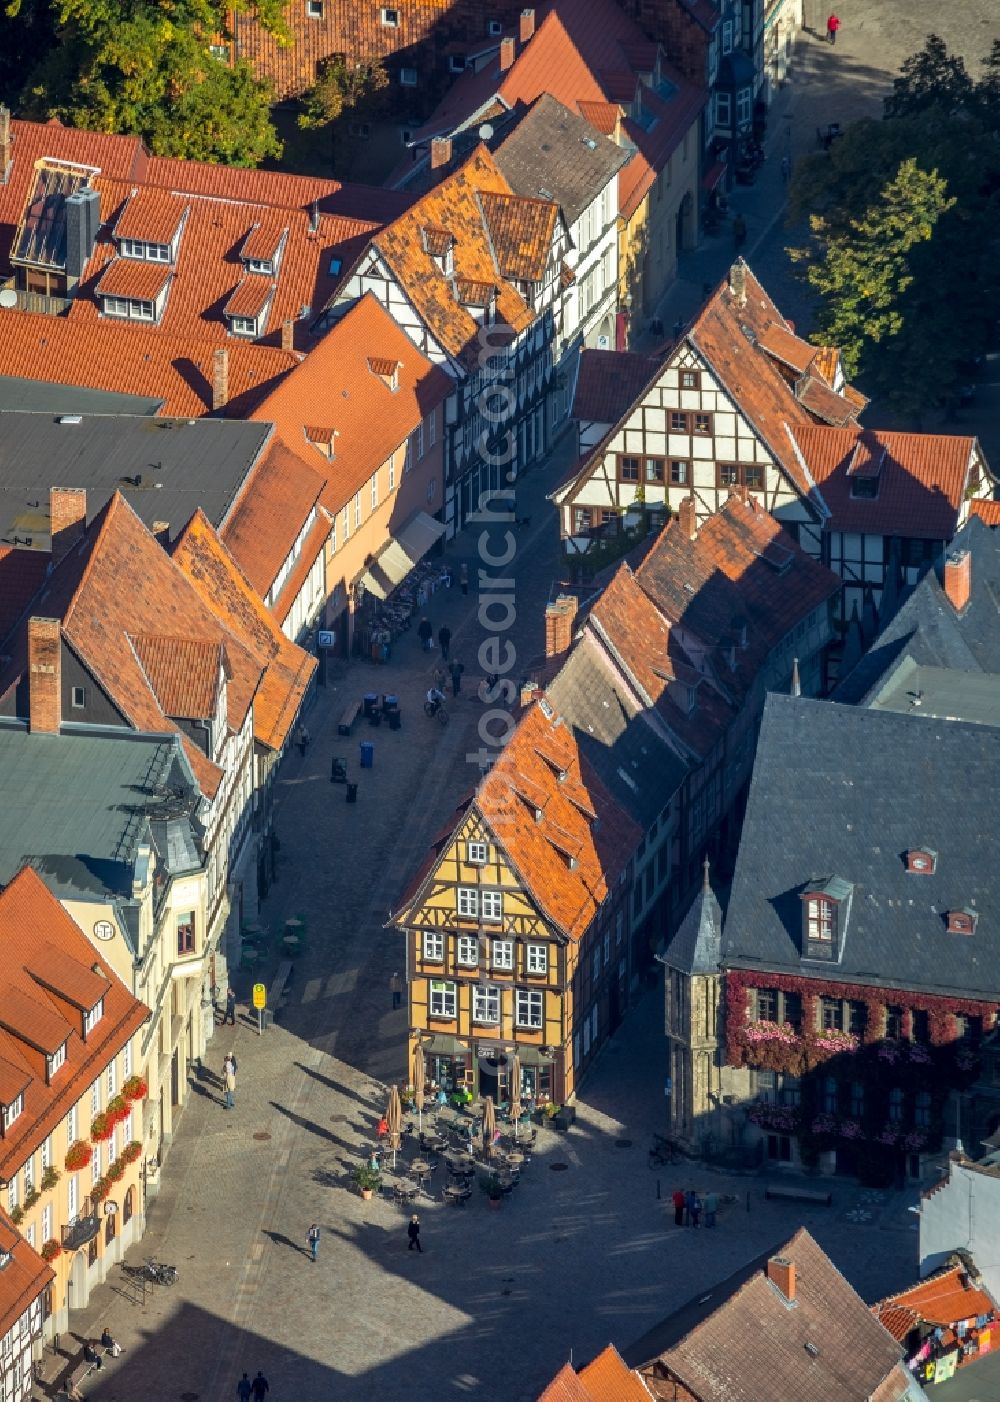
left=321, top=146, right=564, bottom=536
left=391, top=701, right=639, bottom=1105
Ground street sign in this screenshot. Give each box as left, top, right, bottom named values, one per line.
left=252, top=983, right=266, bottom=1009
left=664, top=1077, right=672, bottom=1096
left=317, top=630, right=335, bottom=649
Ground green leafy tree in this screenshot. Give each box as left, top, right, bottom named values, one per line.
left=883, top=33, right=973, bottom=117
left=298, top=57, right=389, bottom=130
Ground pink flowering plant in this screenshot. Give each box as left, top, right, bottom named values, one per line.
left=745, top=1020, right=800, bottom=1047
left=748, top=1101, right=802, bottom=1133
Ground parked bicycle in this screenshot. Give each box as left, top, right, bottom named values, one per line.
left=143, top=1259, right=178, bottom=1285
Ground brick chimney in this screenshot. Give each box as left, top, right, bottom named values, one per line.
left=281, top=319, right=294, bottom=352
left=766, top=1255, right=796, bottom=1303
left=519, top=7, right=536, bottom=42
left=677, top=496, right=697, bottom=540
left=500, top=36, right=516, bottom=71
left=431, top=135, right=453, bottom=169
left=943, top=548, right=971, bottom=613
left=212, top=347, right=229, bottom=412
left=0, top=105, right=11, bottom=182
left=28, top=617, right=61, bottom=735
left=545, top=594, right=578, bottom=660
left=49, top=487, right=87, bottom=563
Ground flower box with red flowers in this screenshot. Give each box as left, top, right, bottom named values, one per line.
left=90, top=1113, right=113, bottom=1142
left=41, top=1239, right=62, bottom=1262
left=122, top=1140, right=142, bottom=1164
left=64, top=1140, right=93, bottom=1172
left=123, top=1076, right=147, bottom=1102
left=106, top=1094, right=129, bottom=1125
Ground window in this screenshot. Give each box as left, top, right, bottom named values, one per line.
left=820, top=996, right=843, bottom=1031
left=342, top=507, right=349, bottom=542
left=716, top=91, right=731, bottom=127
left=457, top=936, right=478, bottom=968
left=449, top=54, right=465, bottom=72
left=913, top=1009, right=929, bottom=1043
left=619, top=456, right=640, bottom=482
left=119, top=239, right=170, bottom=262
left=670, top=411, right=689, bottom=432
left=371, top=475, right=378, bottom=511
left=67, top=1105, right=77, bottom=1142
left=230, top=315, right=257, bottom=337
left=106, top=1060, right=117, bottom=1098
left=41, top=1136, right=51, bottom=1171
left=71, top=686, right=86, bottom=709
left=736, top=87, right=753, bottom=128
left=491, top=939, right=513, bottom=970
left=886, top=1005, right=904, bottom=1040
left=807, top=900, right=835, bottom=942
left=388, top=458, right=395, bottom=492
left=488, top=18, right=502, bottom=34
left=526, top=944, right=548, bottom=976
left=399, top=66, right=418, bottom=85
left=744, top=465, right=764, bottom=490
left=381, top=5, right=399, bottom=22
left=42, top=1202, right=52, bottom=1241
left=457, top=888, right=478, bottom=918
left=429, top=980, right=456, bottom=1018
left=467, top=841, right=488, bottom=866
left=177, top=911, right=195, bottom=956
left=472, top=984, right=499, bottom=1024
left=645, top=458, right=664, bottom=483
left=850, top=1081, right=864, bottom=1117
left=515, top=989, right=543, bottom=1029
left=592, top=949, right=601, bottom=982
left=422, top=932, right=444, bottom=962
left=669, top=460, right=689, bottom=485
left=47, top=1041, right=67, bottom=1080
left=84, top=998, right=104, bottom=1035
left=888, top=1087, right=904, bottom=1123
left=755, top=988, right=777, bottom=1021
left=915, top=1091, right=931, bottom=1128
left=6, top=1174, right=17, bottom=1213
left=123, top=1187, right=134, bottom=1226
left=67, top=1174, right=78, bottom=1219
left=722, top=19, right=733, bottom=52
left=481, top=890, right=503, bottom=923
left=848, top=1001, right=866, bottom=1037
left=91, top=1079, right=100, bottom=1117
left=428, top=408, right=437, bottom=447
left=246, top=258, right=274, bottom=275
left=693, top=412, right=712, bottom=435
left=780, top=1075, right=801, bottom=1107
left=307, top=0, right=323, bottom=14
left=415, top=421, right=425, bottom=459
left=680, top=370, right=700, bottom=391
left=754, top=1068, right=776, bottom=1102
left=209, top=43, right=230, bottom=58
left=103, top=295, right=158, bottom=322
left=823, top=1076, right=837, bottom=1114
left=353, top=492, right=361, bottom=528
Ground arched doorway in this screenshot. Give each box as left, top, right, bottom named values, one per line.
left=68, top=1250, right=89, bottom=1312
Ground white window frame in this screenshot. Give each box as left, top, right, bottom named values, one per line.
left=456, top=935, right=479, bottom=968
left=42, top=1203, right=52, bottom=1243
left=416, top=421, right=425, bottom=459
left=381, top=4, right=399, bottom=23
left=429, top=980, right=457, bottom=1018
left=428, top=408, right=437, bottom=446
left=388, top=457, right=395, bottom=491
left=353, top=492, right=361, bottom=528
left=247, top=258, right=274, bottom=275
left=90, top=1080, right=100, bottom=1117
left=23, top=1153, right=33, bottom=1193
left=123, top=1038, right=133, bottom=1079
left=467, top=841, right=488, bottom=866
left=106, top=1059, right=117, bottom=1098
left=473, top=984, right=500, bottom=1024
left=515, top=989, right=544, bottom=1029
left=481, top=890, right=503, bottom=923
left=722, top=19, right=733, bottom=53
left=526, top=943, right=548, bottom=975
left=2, top=1093, right=23, bottom=1130
left=715, top=91, right=731, bottom=127
left=457, top=887, right=478, bottom=918
left=7, top=1175, right=18, bottom=1213
left=41, top=1136, right=51, bottom=1171
left=67, top=1174, right=78, bottom=1219
left=67, top=1104, right=78, bottom=1142
left=229, top=315, right=257, bottom=337
left=736, top=86, right=753, bottom=127
left=371, top=474, right=378, bottom=511
left=119, top=239, right=169, bottom=262
left=307, top=0, right=323, bottom=15
left=491, top=939, right=513, bottom=971
left=47, top=1041, right=67, bottom=1079
left=422, top=932, right=444, bottom=962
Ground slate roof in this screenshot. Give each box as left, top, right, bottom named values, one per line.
left=572, top=349, right=661, bottom=426
left=0, top=548, right=49, bottom=642
left=868, top=658, right=1000, bottom=728
left=834, top=516, right=1000, bottom=704
left=723, top=694, right=1000, bottom=1000
left=0, top=377, right=161, bottom=415
left=0, top=411, right=270, bottom=543
left=628, top=1228, right=905, bottom=1402
left=492, top=93, right=629, bottom=226
left=0, top=867, right=149, bottom=1178
left=0, top=1207, right=54, bottom=1344
left=664, top=866, right=723, bottom=975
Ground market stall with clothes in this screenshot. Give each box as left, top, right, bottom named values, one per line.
left=873, top=1259, right=1000, bottom=1387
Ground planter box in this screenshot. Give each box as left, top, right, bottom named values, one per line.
left=554, top=1106, right=576, bottom=1132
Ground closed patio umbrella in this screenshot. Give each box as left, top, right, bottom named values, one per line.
left=386, top=1084, right=402, bottom=1169
left=482, top=1093, right=496, bottom=1158
left=412, top=1046, right=426, bottom=1133
left=509, top=1056, right=523, bottom=1144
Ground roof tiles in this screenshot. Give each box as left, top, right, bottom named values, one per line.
left=873, top=1266, right=998, bottom=1339
left=95, top=258, right=173, bottom=301
left=572, top=348, right=661, bottom=425
left=0, top=1207, right=54, bottom=1344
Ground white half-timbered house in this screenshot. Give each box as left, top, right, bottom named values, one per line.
left=318, top=146, right=565, bottom=536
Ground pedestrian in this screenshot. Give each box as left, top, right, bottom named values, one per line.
left=417, top=617, right=433, bottom=652
left=407, top=1213, right=422, bottom=1252
left=390, top=971, right=403, bottom=1009
left=826, top=11, right=840, bottom=44
left=225, top=987, right=236, bottom=1025
left=672, top=1187, right=685, bottom=1227
left=83, top=1341, right=103, bottom=1370
left=691, top=1191, right=702, bottom=1228
left=438, top=625, right=452, bottom=661
left=296, top=723, right=310, bottom=757
left=307, top=1222, right=320, bottom=1261
left=448, top=659, right=465, bottom=697
left=251, top=1370, right=270, bottom=1401
left=732, top=214, right=747, bottom=250
left=223, top=1063, right=236, bottom=1110
left=704, top=1189, right=718, bottom=1228
left=460, top=562, right=469, bottom=595
left=237, top=1374, right=253, bottom=1402
left=781, top=153, right=791, bottom=183
left=684, top=1188, right=695, bottom=1226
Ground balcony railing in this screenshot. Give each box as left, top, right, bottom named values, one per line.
left=62, top=1202, right=100, bottom=1251
left=0, top=278, right=71, bottom=317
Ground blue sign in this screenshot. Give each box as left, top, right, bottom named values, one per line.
left=317, top=630, right=335, bottom=649
left=664, top=1078, right=672, bottom=1095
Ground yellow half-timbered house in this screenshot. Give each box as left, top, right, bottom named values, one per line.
left=392, top=701, right=640, bottom=1107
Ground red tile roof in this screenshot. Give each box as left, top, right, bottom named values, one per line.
left=250, top=292, right=452, bottom=517
left=224, top=278, right=275, bottom=320
left=130, top=635, right=223, bottom=719
left=0, top=1207, right=54, bottom=1344
left=577, top=1346, right=651, bottom=1401
left=969, top=498, right=1000, bottom=526
left=0, top=868, right=149, bottom=1180
left=95, top=257, right=173, bottom=301
left=220, top=440, right=327, bottom=597
left=791, top=425, right=980, bottom=538
left=572, top=348, right=661, bottom=425
left=873, top=1266, right=999, bottom=1341
left=112, top=187, right=186, bottom=244
left=478, top=190, right=559, bottom=281
left=537, top=1364, right=596, bottom=1402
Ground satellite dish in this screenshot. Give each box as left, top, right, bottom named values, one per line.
left=478, top=123, right=494, bottom=141
left=0, top=289, right=17, bottom=309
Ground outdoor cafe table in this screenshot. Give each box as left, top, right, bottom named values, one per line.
left=410, top=1158, right=434, bottom=1190
left=282, top=934, right=302, bottom=954
left=506, top=1152, right=525, bottom=1169
left=446, top=1154, right=475, bottom=1175
left=444, top=1184, right=471, bottom=1207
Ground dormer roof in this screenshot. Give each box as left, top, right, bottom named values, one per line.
left=96, top=257, right=172, bottom=302
left=113, top=188, right=187, bottom=246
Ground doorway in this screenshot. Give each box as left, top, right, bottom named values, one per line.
left=478, top=1065, right=499, bottom=1102
left=170, top=1049, right=180, bottom=1107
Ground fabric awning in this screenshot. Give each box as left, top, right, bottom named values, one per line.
left=701, top=159, right=727, bottom=192
left=357, top=511, right=446, bottom=600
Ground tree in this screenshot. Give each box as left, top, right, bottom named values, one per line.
left=884, top=33, right=973, bottom=118
left=298, top=57, right=389, bottom=130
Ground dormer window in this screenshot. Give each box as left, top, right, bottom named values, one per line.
left=47, top=1039, right=67, bottom=1081
left=800, top=877, right=853, bottom=960
left=1, top=1092, right=23, bottom=1131
left=241, top=226, right=287, bottom=279
left=224, top=277, right=275, bottom=339
left=422, top=225, right=455, bottom=275
left=247, top=259, right=274, bottom=275
left=368, top=356, right=400, bottom=391
left=120, top=239, right=170, bottom=262
left=947, top=908, right=978, bottom=936
left=906, top=849, right=937, bottom=875
left=83, top=997, right=104, bottom=1037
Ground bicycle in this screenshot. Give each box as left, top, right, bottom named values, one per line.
left=423, top=700, right=449, bottom=725
left=143, top=1259, right=178, bottom=1285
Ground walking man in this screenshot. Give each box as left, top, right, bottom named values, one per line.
left=704, top=1189, right=718, bottom=1228
left=826, top=12, right=840, bottom=44
left=223, top=1062, right=236, bottom=1110
left=690, top=1191, right=702, bottom=1228
left=307, top=1223, right=320, bottom=1261
left=448, top=659, right=465, bottom=697
left=251, top=1371, right=270, bottom=1401
left=237, top=1374, right=253, bottom=1402
left=417, top=617, right=433, bottom=652
left=684, top=1187, right=695, bottom=1226
left=296, top=723, right=310, bottom=758
left=438, top=625, right=452, bottom=661
left=672, top=1187, right=685, bottom=1227
left=460, top=562, right=469, bottom=595
left=225, top=987, right=237, bottom=1026
left=407, top=1214, right=422, bottom=1252
left=390, top=971, right=403, bottom=1009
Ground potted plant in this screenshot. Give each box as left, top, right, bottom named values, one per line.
left=90, top=1113, right=113, bottom=1143
left=41, top=1166, right=61, bottom=1192
left=9, top=1205, right=24, bottom=1225
left=41, top=1239, right=62, bottom=1262
left=122, top=1140, right=143, bottom=1164
left=352, top=1164, right=382, bottom=1201
left=64, top=1140, right=93, bottom=1172
left=478, top=1173, right=503, bottom=1209
left=107, top=1094, right=129, bottom=1124
left=24, top=1189, right=41, bottom=1211
left=91, top=1176, right=110, bottom=1204
left=123, top=1075, right=148, bottom=1102
left=107, top=1158, right=125, bottom=1183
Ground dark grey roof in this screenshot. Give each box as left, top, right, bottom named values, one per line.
left=723, top=694, right=1000, bottom=999
left=0, top=377, right=162, bottom=417
left=0, top=721, right=201, bottom=902
left=0, top=411, right=271, bottom=545
left=835, top=516, right=1000, bottom=703
left=665, top=865, right=723, bottom=974
left=493, top=93, right=630, bottom=226
left=546, top=635, right=689, bottom=832
left=869, top=657, right=1000, bottom=727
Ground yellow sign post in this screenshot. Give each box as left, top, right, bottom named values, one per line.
left=252, top=982, right=266, bottom=1035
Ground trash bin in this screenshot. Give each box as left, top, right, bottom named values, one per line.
left=383, top=694, right=399, bottom=714
left=363, top=693, right=379, bottom=718
left=360, top=741, right=374, bottom=769
left=346, top=782, right=358, bottom=803
left=388, top=710, right=402, bottom=731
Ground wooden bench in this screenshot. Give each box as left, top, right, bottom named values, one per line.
left=338, top=699, right=361, bottom=735
left=764, top=1184, right=832, bottom=1207
left=69, top=1357, right=97, bottom=1389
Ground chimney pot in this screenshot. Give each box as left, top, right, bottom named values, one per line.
left=943, top=548, right=971, bottom=613
left=431, top=135, right=453, bottom=170
left=677, top=497, right=697, bottom=540
left=500, top=35, right=516, bottom=71
left=49, top=487, right=87, bottom=562
left=212, top=347, right=229, bottom=412
left=767, top=1255, right=796, bottom=1303
left=519, top=7, right=535, bottom=42
left=28, top=617, right=62, bottom=735
left=281, top=318, right=294, bottom=352
left=544, top=594, right=578, bottom=660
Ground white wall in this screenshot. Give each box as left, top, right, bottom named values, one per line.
left=920, top=1160, right=1000, bottom=1304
